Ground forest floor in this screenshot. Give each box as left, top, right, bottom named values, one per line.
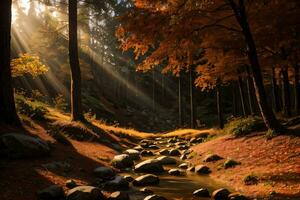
left=0, top=108, right=299, bottom=200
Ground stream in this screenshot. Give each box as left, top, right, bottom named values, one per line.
left=116, top=136, right=234, bottom=200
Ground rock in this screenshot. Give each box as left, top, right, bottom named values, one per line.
left=103, top=176, right=129, bottom=191
left=66, top=180, right=77, bottom=189
left=123, top=175, right=134, bottom=182
left=168, top=138, right=177, bottom=143
left=224, top=159, right=240, bottom=169
left=195, top=165, right=211, bottom=174
left=178, top=163, right=188, bottom=169
left=93, top=167, right=116, bottom=180
left=124, top=149, right=140, bottom=160
left=168, top=169, right=181, bottom=176
left=190, top=137, right=203, bottom=144
left=144, top=194, right=167, bottom=200
left=212, top=188, right=230, bottom=200
left=108, top=191, right=129, bottom=200
left=111, top=154, right=134, bottom=169
left=37, top=185, right=64, bottom=200
left=159, top=149, right=169, bottom=156
left=156, top=156, right=177, bottom=165
left=180, top=154, right=187, bottom=160
left=133, top=174, right=159, bottom=186
left=177, top=145, right=188, bottom=150
left=203, top=154, right=223, bottom=162
left=228, top=193, right=248, bottom=200
left=169, top=149, right=181, bottom=156
left=134, top=145, right=144, bottom=151
left=141, top=150, right=154, bottom=156
left=187, top=166, right=195, bottom=172
left=193, top=188, right=210, bottom=197
left=134, top=159, right=164, bottom=173
left=148, top=145, right=159, bottom=150
left=0, top=133, right=50, bottom=158
left=140, top=188, right=154, bottom=195
left=66, top=186, right=105, bottom=200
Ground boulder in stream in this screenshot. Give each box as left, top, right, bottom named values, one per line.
left=178, top=163, right=188, bottom=169
left=169, top=149, right=181, bottom=156
left=93, top=167, right=116, bottom=180
left=212, top=188, right=230, bottom=200
left=159, top=149, right=169, bottom=156
left=133, top=174, right=159, bottom=186
left=37, top=185, right=64, bottom=200
left=111, top=154, right=134, bottom=169
left=168, top=168, right=181, bottom=176
left=124, top=149, right=140, bottom=160
left=108, top=191, right=129, bottom=200
left=66, top=186, right=105, bottom=200
left=193, top=188, right=210, bottom=197
left=156, top=156, right=177, bottom=165
left=103, top=176, right=129, bottom=191
left=144, top=194, right=167, bottom=200
left=134, top=159, right=164, bottom=173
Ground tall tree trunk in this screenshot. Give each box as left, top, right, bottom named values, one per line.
left=152, top=69, right=155, bottom=112
left=229, top=0, right=282, bottom=132
left=282, top=68, right=291, bottom=117
left=69, top=0, right=84, bottom=121
left=189, top=67, right=196, bottom=128
left=232, top=83, right=238, bottom=116
left=216, top=82, right=224, bottom=129
left=271, top=67, right=280, bottom=113
left=246, top=65, right=255, bottom=115
left=294, top=65, right=300, bottom=114
left=237, top=75, right=247, bottom=116
left=0, top=0, right=20, bottom=126
left=178, top=73, right=183, bottom=127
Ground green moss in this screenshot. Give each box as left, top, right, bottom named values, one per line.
left=223, top=159, right=240, bottom=169
left=244, top=174, right=259, bottom=185
left=222, top=116, right=265, bottom=137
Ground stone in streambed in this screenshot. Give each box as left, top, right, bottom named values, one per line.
left=111, top=154, right=134, bottom=169
left=108, top=191, right=129, bottom=200
left=140, top=188, right=154, bottom=195
left=178, top=163, right=188, bottom=169
left=123, top=175, right=134, bottom=182
left=66, top=180, right=77, bottom=189
left=66, top=186, right=105, bottom=200
left=133, top=174, right=159, bottom=186
left=93, top=166, right=116, bottom=180
left=141, top=150, right=154, bottom=156
left=103, top=176, right=129, bottom=191
left=193, top=188, right=210, bottom=197
left=212, top=188, right=230, bottom=200
left=169, top=149, right=181, bottom=156
left=124, top=149, right=140, bottom=160
left=168, top=168, right=181, bottom=176
left=159, top=149, right=169, bottom=156
left=134, top=159, right=164, bottom=173
left=156, top=156, right=177, bottom=165
left=144, top=194, right=167, bottom=200
left=228, top=193, right=248, bottom=200
left=37, top=185, right=64, bottom=200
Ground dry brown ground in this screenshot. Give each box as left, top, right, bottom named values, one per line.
left=190, top=132, right=300, bottom=199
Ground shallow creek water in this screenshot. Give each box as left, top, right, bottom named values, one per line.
left=120, top=137, right=233, bottom=200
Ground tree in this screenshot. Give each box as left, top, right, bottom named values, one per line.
left=0, top=0, right=20, bottom=126
left=69, top=0, right=84, bottom=121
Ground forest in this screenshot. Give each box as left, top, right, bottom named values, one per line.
left=0, top=0, right=299, bottom=200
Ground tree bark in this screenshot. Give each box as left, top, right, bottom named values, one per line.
left=216, top=82, right=224, bottom=129
left=229, top=0, right=282, bottom=132
left=189, top=67, right=196, bottom=128
left=0, top=0, right=21, bottom=126
left=69, top=0, right=84, bottom=121
left=246, top=65, right=255, bottom=115
left=237, top=75, right=247, bottom=116
left=294, top=65, right=300, bottom=114
left=232, top=83, right=238, bottom=116
left=281, top=68, right=291, bottom=117
left=271, top=67, right=280, bottom=113
left=178, top=73, right=183, bottom=127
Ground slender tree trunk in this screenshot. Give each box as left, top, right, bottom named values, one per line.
left=152, top=70, right=155, bottom=112
left=238, top=75, right=247, bottom=116
left=271, top=67, right=280, bottom=113
left=294, top=65, right=300, bottom=114
left=69, top=0, right=84, bottom=121
left=189, top=67, right=196, bottom=128
left=216, top=83, right=224, bottom=129
left=0, top=0, right=20, bottom=126
left=232, top=83, right=238, bottom=116
left=246, top=65, right=255, bottom=115
left=178, top=73, right=183, bottom=127
left=229, top=0, right=282, bottom=132
left=282, top=68, right=291, bottom=117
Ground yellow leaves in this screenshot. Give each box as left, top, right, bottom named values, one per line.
left=11, top=54, right=49, bottom=78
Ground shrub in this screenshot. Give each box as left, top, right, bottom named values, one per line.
left=16, top=97, right=48, bottom=120
left=222, top=116, right=265, bottom=137
left=53, top=94, right=68, bottom=111
left=223, top=159, right=240, bottom=169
